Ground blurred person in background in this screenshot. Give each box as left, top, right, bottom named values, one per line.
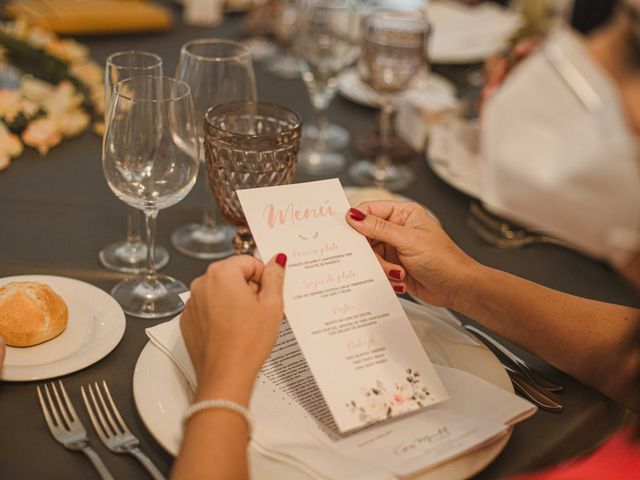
left=480, top=0, right=640, bottom=272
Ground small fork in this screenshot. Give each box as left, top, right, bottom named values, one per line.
left=81, top=381, right=166, bottom=480
left=37, top=381, right=114, bottom=480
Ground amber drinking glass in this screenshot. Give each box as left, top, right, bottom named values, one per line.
left=204, top=102, right=302, bottom=254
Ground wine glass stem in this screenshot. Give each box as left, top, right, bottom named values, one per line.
left=313, top=105, right=329, bottom=152
left=374, top=98, right=394, bottom=177
left=144, top=209, right=159, bottom=283
left=126, top=207, right=143, bottom=244
left=200, top=163, right=219, bottom=230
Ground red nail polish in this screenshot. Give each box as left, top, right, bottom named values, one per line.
left=276, top=253, right=287, bottom=267
left=349, top=208, right=365, bottom=221
left=389, top=270, right=402, bottom=280
left=393, top=285, right=405, bottom=294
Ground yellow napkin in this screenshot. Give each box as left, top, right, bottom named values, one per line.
left=5, top=0, right=173, bottom=35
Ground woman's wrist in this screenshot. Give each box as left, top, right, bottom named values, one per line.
left=449, top=261, right=493, bottom=316
left=195, top=363, right=258, bottom=406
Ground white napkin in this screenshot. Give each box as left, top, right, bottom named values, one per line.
left=427, top=117, right=483, bottom=196
left=482, top=29, right=640, bottom=266
left=182, top=0, right=223, bottom=26
left=425, top=1, right=522, bottom=63
left=146, top=294, right=535, bottom=479
left=395, top=89, right=460, bottom=152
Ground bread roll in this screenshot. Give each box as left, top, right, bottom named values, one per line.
left=0, top=282, right=68, bottom=347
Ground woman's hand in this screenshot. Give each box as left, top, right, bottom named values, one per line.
left=346, top=202, right=481, bottom=309
left=180, top=254, right=287, bottom=404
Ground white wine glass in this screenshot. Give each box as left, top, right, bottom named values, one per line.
left=171, top=39, right=257, bottom=260
left=103, top=76, right=199, bottom=319
left=349, top=8, right=430, bottom=191
left=99, top=51, right=170, bottom=273
left=266, top=0, right=303, bottom=78
left=297, top=0, right=360, bottom=175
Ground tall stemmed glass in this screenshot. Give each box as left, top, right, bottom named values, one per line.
left=349, top=8, right=430, bottom=191
left=266, top=0, right=302, bottom=78
left=205, top=102, right=301, bottom=255
left=297, top=0, right=360, bottom=175
left=99, top=51, right=170, bottom=272
left=171, top=39, right=257, bottom=260
left=103, top=76, right=199, bottom=319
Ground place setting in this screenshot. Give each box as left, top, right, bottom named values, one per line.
left=136, top=178, right=538, bottom=480
left=1, top=1, right=638, bottom=479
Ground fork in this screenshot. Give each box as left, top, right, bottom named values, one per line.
left=469, top=203, right=570, bottom=249
left=37, top=381, right=114, bottom=480
left=81, top=380, right=166, bottom=480
left=468, top=216, right=568, bottom=250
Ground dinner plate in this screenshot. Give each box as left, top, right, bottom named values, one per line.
left=426, top=1, right=522, bottom=65
left=133, top=299, right=512, bottom=480
left=337, top=68, right=456, bottom=109
left=426, top=119, right=484, bottom=199
left=0, top=275, right=126, bottom=382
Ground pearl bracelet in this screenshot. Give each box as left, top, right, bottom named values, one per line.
left=183, top=399, right=254, bottom=436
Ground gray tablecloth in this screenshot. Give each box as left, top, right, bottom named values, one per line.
left=0, top=8, right=635, bottom=480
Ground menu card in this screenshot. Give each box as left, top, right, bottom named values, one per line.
left=237, top=179, right=448, bottom=433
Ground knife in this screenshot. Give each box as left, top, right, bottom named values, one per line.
left=463, top=324, right=564, bottom=392
left=504, top=366, right=564, bottom=413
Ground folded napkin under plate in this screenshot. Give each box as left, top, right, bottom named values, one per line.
left=145, top=294, right=535, bottom=480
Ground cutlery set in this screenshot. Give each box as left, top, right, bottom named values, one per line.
left=462, top=325, right=565, bottom=413
left=37, top=380, right=166, bottom=480
left=468, top=202, right=570, bottom=250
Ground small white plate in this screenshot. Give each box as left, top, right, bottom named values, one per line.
left=337, top=67, right=456, bottom=109
left=426, top=1, right=522, bottom=65
left=133, top=299, right=512, bottom=480
left=1, top=275, right=126, bottom=382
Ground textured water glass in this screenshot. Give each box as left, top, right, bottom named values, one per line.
left=171, top=39, right=257, bottom=260
left=349, top=8, right=430, bottom=190
left=99, top=51, right=170, bottom=273
left=204, top=102, right=302, bottom=255
left=103, top=76, right=199, bottom=319
left=297, top=0, right=360, bottom=175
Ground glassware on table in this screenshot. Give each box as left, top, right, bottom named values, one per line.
left=171, top=39, right=257, bottom=260
left=99, top=51, right=170, bottom=273
left=349, top=8, right=430, bottom=191
left=297, top=0, right=360, bottom=175
left=204, top=102, right=302, bottom=255
left=266, top=0, right=302, bottom=79
left=103, top=76, right=200, bottom=319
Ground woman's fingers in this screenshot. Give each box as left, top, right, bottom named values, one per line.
left=209, top=254, right=265, bottom=285
left=374, top=251, right=405, bottom=282
left=259, top=253, right=287, bottom=310
left=390, top=281, right=407, bottom=295
left=347, top=207, right=408, bottom=249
